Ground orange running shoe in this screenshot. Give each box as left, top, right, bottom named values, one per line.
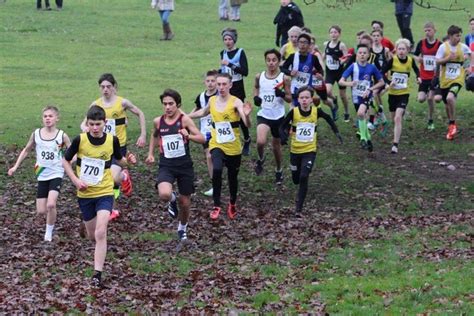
left=121, top=169, right=133, bottom=197
left=446, top=124, right=457, bottom=140
left=227, top=203, right=237, bottom=219
left=210, top=206, right=221, bottom=220
left=109, top=209, right=120, bottom=221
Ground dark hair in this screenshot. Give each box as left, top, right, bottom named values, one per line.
left=296, top=85, right=314, bottom=97
left=206, top=69, right=218, bottom=77
left=469, top=17, right=474, bottom=23
left=301, top=26, right=312, bottom=34
left=87, top=105, right=106, bottom=121
left=360, top=34, right=373, bottom=44
left=371, top=29, right=383, bottom=36
left=371, top=20, right=384, bottom=29
left=298, top=33, right=312, bottom=43
left=98, top=73, right=117, bottom=87
left=160, top=89, right=182, bottom=107
left=357, top=44, right=370, bottom=51
left=216, top=72, right=232, bottom=81
left=447, top=25, right=462, bottom=36
left=264, top=48, right=281, bottom=60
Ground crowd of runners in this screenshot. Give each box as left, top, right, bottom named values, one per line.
left=7, top=9, right=474, bottom=288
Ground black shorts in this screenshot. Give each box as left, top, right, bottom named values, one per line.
left=37, top=177, right=62, bottom=199
left=325, top=70, right=346, bottom=89
left=315, top=88, right=328, bottom=101
left=112, top=146, right=127, bottom=166
left=440, top=83, right=462, bottom=104
left=156, top=164, right=195, bottom=196
left=78, top=195, right=113, bottom=222
left=388, top=94, right=409, bottom=112
left=257, top=116, right=284, bottom=138
left=418, top=79, right=437, bottom=93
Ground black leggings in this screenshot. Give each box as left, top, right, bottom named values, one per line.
left=290, top=152, right=316, bottom=210
left=211, top=148, right=242, bottom=207
left=37, top=0, right=62, bottom=8
left=396, top=14, right=414, bottom=46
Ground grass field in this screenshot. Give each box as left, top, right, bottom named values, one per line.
left=0, top=0, right=473, bottom=313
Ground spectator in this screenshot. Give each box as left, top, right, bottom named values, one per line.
left=229, top=0, right=247, bottom=22
left=152, top=0, right=175, bottom=41
left=218, top=0, right=229, bottom=20
left=394, top=0, right=414, bottom=48
left=274, top=0, right=304, bottom=47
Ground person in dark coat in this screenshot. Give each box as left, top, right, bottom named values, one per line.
left=273, top=0, right=304, bottom=47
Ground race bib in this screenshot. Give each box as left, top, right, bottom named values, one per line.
left=445, top=63, right=461, bottom=80
left=104, top=119, right=116, bottom=135
left=293, top=72, right=311, bottom=89
left=262, top=94, right=276, bottom=106
left=295, top=122, right=315, bottom=142
left=200, top=114, right=213, bottom=137
left=422, top=55, right=436, bottom=71
left=37, top=145, right=57, bottom=167
left=215, top=121, right=235, bottom=144
left=79, top=157, right=105, bottom=186
left=162, top=134, right=186, bottom=158
left=354, top=80, right=370, bottom=97
left=312, top=77, right=324, bottom=89
left=392, top=72, right=408, bottom=90
left=326, top=55, right=340, bottom=70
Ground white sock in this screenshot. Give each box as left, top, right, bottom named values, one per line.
left=44, top=224, right=54, bottom=241
left=178, top=223, right=187, bottom=232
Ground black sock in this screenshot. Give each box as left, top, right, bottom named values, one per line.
left=449, top=120, right=455, bottom=125
left=393, top=142, right=398, bottom=147
left=428, top=119, right=433, bottom=124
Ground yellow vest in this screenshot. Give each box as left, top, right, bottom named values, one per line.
left=208, top=96, right=242, bottom=156
left=76, top=133, right=114, bottom=198
left=440, top=42, right=465, bottom=88
left=291, top=106, right=318, bottom=154
left=388, top=55, right=414, bottom=96
left=95, top=96, right=128, bottom=146
left=284, top=42, right=296, bottom=60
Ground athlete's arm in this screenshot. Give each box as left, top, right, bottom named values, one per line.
left=278, top=109, right=293, bottom=145
left=280, top=54, right=295, bottom=76
left=181, top=115, right=205, bottom=144
left=7, top=132, right=35, bottom=176
left=317, top=108, right=341, bottom=138
left=283, top=75, right=292, bottom=103
left=62, top=136, right=87, bottom=191
left=411, top=60, right=421, bottom=82
left=113, top=136, right=129, bottom=168
left=234, top=98, right=252, bottom=128
left=339, top=64, right=355, bottom=87
left=188, top=106, right=210, bottom=119
left=145, top=117, right=161, bottom=164
left=232, top=49, right=248, bottom=77
left=253, top=73, right=262, bottom=107
left=122, top=99, right=146, bottom=147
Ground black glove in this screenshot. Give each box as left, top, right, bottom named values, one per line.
left=336, top=132, right=343, bottom=144
left=430, top=77, right=439, bottom=90
left=253, top=96, right=262, bottom=107
left=274, top=88, right=286, bottom=98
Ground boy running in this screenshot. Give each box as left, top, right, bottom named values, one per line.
left=382, top=38, right=421, bottom=154
left=81, top=73, right=144, bottom=219
left=190, top=70, right=219, bottom=197
left=8, top=106, right=71, bottom=242
left=189, top=73, right=252, bottom=220
left=63, top=105, right=134, bottom=288
left=220, top=28, right=251, bottom=155
left=435, top=25, right=472, bottom=140
left=339, top=44, right=385, bottom=152
left=253, top=49, right=291, bottom=183
left=146, top=89, right=204, bottom=244
left=279, top=86, right=342, bottom=213
left=413, top=22, right=442, bottom=130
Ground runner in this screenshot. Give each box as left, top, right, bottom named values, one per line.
left=63, top=105, right=134, bottom=288
left=371, top=20, right=395, bottom=52
left=190, top=70, right=218, bottom=197
left=381, top=38, right=421, bottom=154
left=189, top=73, right=252, bottom=220
left=253, top=49, right=291, bottom=183
left=279, top=86, right=342, bottom=213
left=8, top=106, right=71, bottom=242
left=323, top=25, right=350, bottom=121
left=146, top=89, right=205, bottom=245
left=280, top=26, right=301, bottom=63
left=219, top=27, right=251, bottom=155
left=280, top=32, right=325, bottom=107
left=339, top=44, right=385, bottom=152
left=435, top=25, right=472, bottom=140
left=81, top=73, right=144, bottom=219
left=413, top=22, right=441, bottom=130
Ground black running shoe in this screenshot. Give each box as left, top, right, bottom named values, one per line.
left=367, top=140, right=373, bottom=152
left=275, top=171, right=283, bottom=185
left=91, top=276, right=103, bottom=289
left=360, top=140, right=368, bottom=150
left=242, top=138, right=251, bottom=156
left=178, top=230, right=187, bottom=242
left=167, top=192, right=178, bottom=219
left=254, top=158, right=264, bottom=176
